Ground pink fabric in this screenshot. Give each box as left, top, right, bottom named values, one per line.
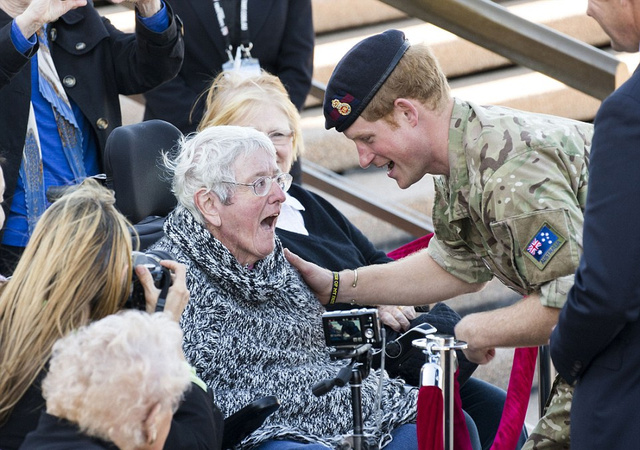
left=389, top=236, right=536, bottom=449
left=387, top=233, right=434, bottom=260
left=453, top=373, right=473, bottom=450
left=489, top=347, right=538, bottom=450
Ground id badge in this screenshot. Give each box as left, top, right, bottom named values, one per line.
left=238, top=57, right=261, bottom=76
left=222, top=47, right=261, bottom=77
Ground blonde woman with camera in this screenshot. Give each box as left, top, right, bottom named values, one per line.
left=0, top=180, right=220, bottom=449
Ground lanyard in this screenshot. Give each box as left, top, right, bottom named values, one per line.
left=212, top=0, right=252, bottom=61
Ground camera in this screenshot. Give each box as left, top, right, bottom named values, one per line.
left=126, top=250, right=174, bottom=312
left=322, top=308, right=382, bottom=348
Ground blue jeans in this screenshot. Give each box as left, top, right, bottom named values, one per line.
left=253, top=420, right=480, bottom=449
left=253, top=424, right=421, bottom=449
left=460, top=377, right=528, bottom=450
left=254, top=441, right=330, bottom=449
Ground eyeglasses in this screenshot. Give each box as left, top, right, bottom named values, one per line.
left=267, top=130, right=295, bottom=147
left=222, top=172, right=293, bottom=197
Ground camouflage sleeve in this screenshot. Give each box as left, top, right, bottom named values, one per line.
left=484, top=149, right=586, bottom=308
left=427, top=236, right=494, bottom=284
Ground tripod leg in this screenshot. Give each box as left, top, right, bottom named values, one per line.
left=350, top=368, right=364, bottom=450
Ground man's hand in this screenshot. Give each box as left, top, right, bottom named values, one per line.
left=462, top=346, right=496, bottom=365
left=136, top=259, right=189, bottom=321
left=377, top=305, right=416, bottom=332
left=284, top=249, right=334, bottom=305
left=455, top=314, right=496, bottom=364
left=15, top=0, right=87, bottom=39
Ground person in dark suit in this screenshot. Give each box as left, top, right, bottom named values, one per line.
left=143, top=0, right=314, bottom=184
left=549, top=1, right=640, bottom=449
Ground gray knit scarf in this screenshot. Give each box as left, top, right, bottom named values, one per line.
left=152, top=208, right=418, bottom=449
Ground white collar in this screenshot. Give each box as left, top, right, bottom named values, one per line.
left=276, top=192, right=309, bottom=235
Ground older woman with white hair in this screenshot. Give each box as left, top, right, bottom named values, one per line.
left=21, top=310, right=192, bottom=449
left=151, top=125, right=422, bottom=449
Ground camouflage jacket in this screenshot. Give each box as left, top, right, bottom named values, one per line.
left=427, top=98, right=593, bottom=308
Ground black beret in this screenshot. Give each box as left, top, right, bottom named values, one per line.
left=324, top=29, right=410, bottom=132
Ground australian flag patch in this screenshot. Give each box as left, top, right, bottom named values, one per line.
left=524, top=223, right=566, bottom=270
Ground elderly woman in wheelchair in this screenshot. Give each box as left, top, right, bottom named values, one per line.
left=151, top=126, right=428, bottom=449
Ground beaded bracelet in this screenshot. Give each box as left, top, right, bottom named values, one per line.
left=329, top=271, right=340, bottom=305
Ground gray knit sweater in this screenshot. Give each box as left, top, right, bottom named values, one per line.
left=152, top=208, right=418, bottom=448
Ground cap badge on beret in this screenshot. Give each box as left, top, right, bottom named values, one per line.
left=323, top=29, right=410, bottom=132
left=331, top=98, right=352, bottom=116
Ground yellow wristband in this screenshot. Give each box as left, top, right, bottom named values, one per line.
left=329, top=271, right=340, bottom=305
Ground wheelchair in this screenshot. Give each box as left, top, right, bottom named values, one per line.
left=104, top=120, right=279, bottom=448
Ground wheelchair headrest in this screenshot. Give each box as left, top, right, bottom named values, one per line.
left=104, top=120, right=181, bottom=224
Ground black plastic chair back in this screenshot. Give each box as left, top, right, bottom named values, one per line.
left=104, top=120, right=181, bottom=249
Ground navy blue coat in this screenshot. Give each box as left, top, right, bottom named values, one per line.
left=550, top=66, right=640, bottom=449
left=143, top=0, right=314, bottom=133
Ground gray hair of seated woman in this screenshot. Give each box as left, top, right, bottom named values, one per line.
left=164, top=125, right=277, bottom=225
left=42, top=310, right=192, bottom=448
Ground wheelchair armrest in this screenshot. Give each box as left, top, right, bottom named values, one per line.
left=222, top=395, right=280, bottom=449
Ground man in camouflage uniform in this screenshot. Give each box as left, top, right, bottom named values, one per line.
left=286, top=29, right=592, bottom=449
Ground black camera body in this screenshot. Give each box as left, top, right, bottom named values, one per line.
left=126, top=250, right=174, bottom=312
left=322, top=308, right=381, bottom=348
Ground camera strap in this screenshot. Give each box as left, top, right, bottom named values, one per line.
left=155, top=270, right=172, bottom=313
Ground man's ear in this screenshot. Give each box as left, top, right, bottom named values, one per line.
left=194, top=188, right=222, bottom=227
left=394, top=98, right=419, bottom=126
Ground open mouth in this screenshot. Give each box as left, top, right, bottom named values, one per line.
left=261, top=213, right=279, bottom=230
left=387, top=161, right=395, bottom=173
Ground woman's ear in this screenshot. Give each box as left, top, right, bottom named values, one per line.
left=143, top=402, right=162, bottom=447
left=194, top=188, right=222, bottom=227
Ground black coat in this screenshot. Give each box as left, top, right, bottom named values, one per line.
left=550, top=65, right=640, bottom=449
left=5, top=380, right=223, bottom=450
left=276, top=183, right=392, bottom=274
left=19, top=412, right=115, bottom=450
left=143, top=0, right=314, bottom=133
left=0, top=1, right=183, bottom=239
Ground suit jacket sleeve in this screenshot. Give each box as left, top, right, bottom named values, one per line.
left=274, top=0, right=314, bottom=111
left=550, top=74, right=640, bottom=384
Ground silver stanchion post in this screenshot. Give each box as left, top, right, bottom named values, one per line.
left=413, top=334, right=468, bottom=450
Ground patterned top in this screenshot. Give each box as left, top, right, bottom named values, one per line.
left=427, top=98, right=593, bottom=308
left=152, top=207, right=417, bottom=449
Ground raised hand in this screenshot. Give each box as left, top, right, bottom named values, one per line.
left=15, top=0, right=87, bottom=39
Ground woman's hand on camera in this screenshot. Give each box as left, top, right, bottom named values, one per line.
left=135, top=260, right=189, bottom=322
